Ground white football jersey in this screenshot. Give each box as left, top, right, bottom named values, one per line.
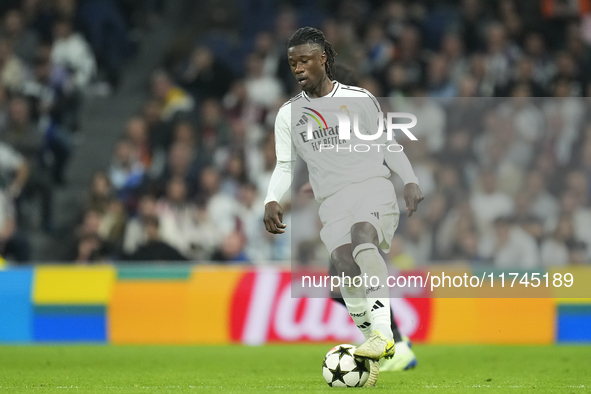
left=274, top=81, right=391, bottom=202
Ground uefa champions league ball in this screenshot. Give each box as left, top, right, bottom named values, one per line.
left=322, top=344, right=370, bottom=387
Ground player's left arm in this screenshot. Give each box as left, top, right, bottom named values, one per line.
left=363, top=93, right=423, bottom=217
left=384, top=144, right=423, bottom=217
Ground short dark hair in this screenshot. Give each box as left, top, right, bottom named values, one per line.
left=287, top=27, right=337, bottom=80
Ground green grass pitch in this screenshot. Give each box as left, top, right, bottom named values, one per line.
left=0, top=344, right=589, bottom=393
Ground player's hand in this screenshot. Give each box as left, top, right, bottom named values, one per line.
left=264, top=201, right=287, bottom=234
left=403, top=183, right=423, bottom=217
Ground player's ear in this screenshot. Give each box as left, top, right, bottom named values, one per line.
left=321, top=51, right=326, bottom=66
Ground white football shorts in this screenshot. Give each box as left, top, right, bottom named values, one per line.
left=318, top=177, right=400, bottom=255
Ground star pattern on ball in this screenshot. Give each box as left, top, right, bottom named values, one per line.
left=329, top=363, right=348, bottom=385
left=334, top=346, right=353, bottom=360
left=352, top=356, right=369, bottom=373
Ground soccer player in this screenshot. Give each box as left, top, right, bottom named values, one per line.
left=306, top=63, right=418, bottom=373
left=263, top=27, right=423, bottom=386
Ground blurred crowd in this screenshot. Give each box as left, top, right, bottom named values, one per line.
left=2, top=0, right=591, bottom=267
left=0, top=0, right=160, bottom=262
left=384, top=94, right=591, bottom=269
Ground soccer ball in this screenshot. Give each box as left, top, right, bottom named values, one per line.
left=322, top=344, right=370, bottom=387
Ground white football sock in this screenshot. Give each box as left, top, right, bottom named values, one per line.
left=339, top=276, right=373, bottom=340
left=353, top=243, right=393, bottom=340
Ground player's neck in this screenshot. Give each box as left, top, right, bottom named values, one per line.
left=306, top=76, right=333, bottom=98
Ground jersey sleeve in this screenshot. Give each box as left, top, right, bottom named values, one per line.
left=263, top=105, right=296, bottom=205
left=362, top=91, right=387, bottom=143
left=384, top=138, right=419, bottom=185
left=263, top=160, right=292, bottom=205
left=363, top=93, right=419, bottom=185
left=274, top=105, right=296, bottom=163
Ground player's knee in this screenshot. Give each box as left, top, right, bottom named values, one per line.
left=330, top=248, right=360, bottom=278
left=351, top=222, right=379, bottom=249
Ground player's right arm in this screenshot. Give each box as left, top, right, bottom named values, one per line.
left=263, top=105, right=295, bottom=234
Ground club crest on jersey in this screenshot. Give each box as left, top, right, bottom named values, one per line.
left=340, top=105, right=349, bottom=116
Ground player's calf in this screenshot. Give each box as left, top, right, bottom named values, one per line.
left=331, top=245, right=373, bottom=339
left=330, top=245, right=361, bottom=278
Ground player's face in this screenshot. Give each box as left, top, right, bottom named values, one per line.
left=287, top=43, right=326, bottom=91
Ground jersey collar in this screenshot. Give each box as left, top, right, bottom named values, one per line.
left=302, top=81, right=340, bottom=101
